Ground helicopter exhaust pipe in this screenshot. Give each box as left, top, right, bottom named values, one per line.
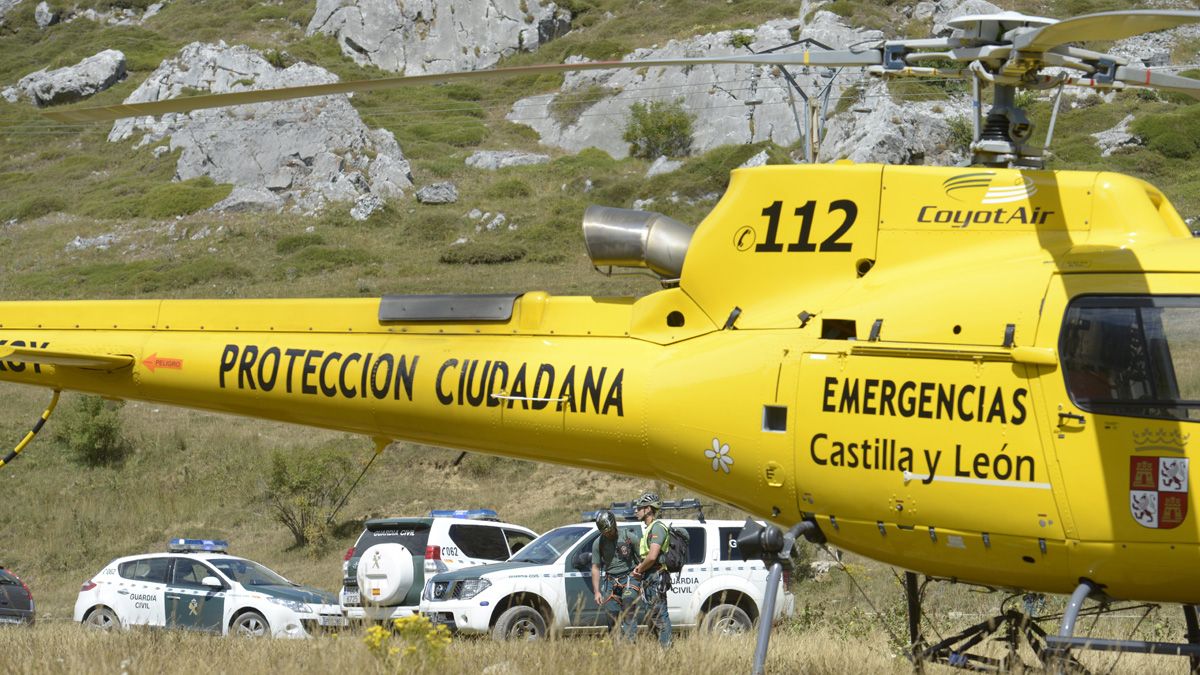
left=582, top=205, right=694, bottom=279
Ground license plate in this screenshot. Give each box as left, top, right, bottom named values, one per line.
left=342, top=591, right=360, bottom=606
left=318, top=615, right=348, bottom=627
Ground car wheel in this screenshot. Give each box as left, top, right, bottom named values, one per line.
left=700, top=603, right=752, bottom=635
left=231, top=610, right=270, bottom=637
left=491, top=605, right=546, bottom=641
left=84, top=606, right=120, bottom=630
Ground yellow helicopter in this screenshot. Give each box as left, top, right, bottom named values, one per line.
left=10, top=7, right=1200, bottom=670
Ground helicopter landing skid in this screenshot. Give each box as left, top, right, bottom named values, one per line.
left=1043, top=581, right=1200, bottom=672
left=905, top=576, right=1200, bottom=673
left=909, top=600, right=1078, bottom=672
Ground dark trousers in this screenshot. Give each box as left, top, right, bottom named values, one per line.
left=620, top=570, right=672, bottom=647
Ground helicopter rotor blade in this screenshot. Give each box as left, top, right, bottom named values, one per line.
left=1115, top=66, right=1200, bottom=99
left=41, top=49, right=883, bottom=124
left=1012, top=9, right=1200, bottom=53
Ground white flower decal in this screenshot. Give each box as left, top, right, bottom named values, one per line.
left=705, top=438, right=733, bottom=474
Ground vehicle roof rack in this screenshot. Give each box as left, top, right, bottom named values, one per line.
left=428, top=508, right=500, bottom=521
left=582, top=498, right=705, bottom=523
left=168, top=538, right=229, bottom=553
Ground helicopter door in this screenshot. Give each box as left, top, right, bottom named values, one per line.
left=795, top=349, right=1065, bottom=552
left=1035, top=278, right=1200, bottom=549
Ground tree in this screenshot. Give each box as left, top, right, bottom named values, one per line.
left=263, top=447, right=352, bottom=550
left=53, top=395, right=131, bottom=467
left=623, top=98, right=695, bottom=159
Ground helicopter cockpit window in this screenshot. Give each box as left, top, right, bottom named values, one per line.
left=1061, top=296, right=1200, bottom=421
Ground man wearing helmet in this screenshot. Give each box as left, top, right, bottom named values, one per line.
left=622, top=491, right=673, bottom=647
left=590, top=509, right=639, bottom=630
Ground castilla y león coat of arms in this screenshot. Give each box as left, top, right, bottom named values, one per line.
left=1129, top=456, right=1189, bottom=529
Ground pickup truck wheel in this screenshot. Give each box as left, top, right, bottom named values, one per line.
left=492, top=605, right=546, bottom=641
left=700, top=603, right=752, bottom=635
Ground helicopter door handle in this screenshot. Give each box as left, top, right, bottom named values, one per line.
left=1058, top=411, right=1086, bottom=427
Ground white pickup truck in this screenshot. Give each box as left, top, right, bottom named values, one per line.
left=419, top=518, right=795, bottom=639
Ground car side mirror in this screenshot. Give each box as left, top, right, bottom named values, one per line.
left=574, top=551, right=592, bottom=570
left=201, top=576, right=222, bottom=589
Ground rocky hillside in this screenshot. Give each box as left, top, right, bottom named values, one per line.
left=1, top=0, right=1198, bottom=229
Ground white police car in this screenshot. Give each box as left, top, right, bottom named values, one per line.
left=75, top=539, right=345, bottom=638
left=341, top=509, right=536, bottom=622
left=420, top=501, right=795, bottom=639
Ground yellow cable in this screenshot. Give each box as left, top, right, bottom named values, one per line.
left=0, top=389, right=61, bottom=470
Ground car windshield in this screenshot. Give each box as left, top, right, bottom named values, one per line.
left=510, top=526, right=589, bottom=564
left=208, top=558, right=292, bottom=586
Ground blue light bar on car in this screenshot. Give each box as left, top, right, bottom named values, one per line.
left=168, top=538, right=229, bottom=553
left=428, top=509, right=499, bottom=521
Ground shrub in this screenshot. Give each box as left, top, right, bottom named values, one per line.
left=1133, top=107, right=1200, bottom=160
left=53, top=395, right=131, bottom=467
left=264, top=447, right=353, bottom=550
left=262, top=49, right=292, bottom=69
left=439, top=83, right=484, bottom=101
left=133, top=259, right=253, bottom=293
left=487, top=178, right=533, bottom=199
left=137, top=177, right=232, bottom=219
left=623, top=98, right=695, bottom=159
left=729, top=32, right=754, bottom=49
left=288, top=246, right=379, bottom=272
left=404, top=119, right=487, bottom=147
left=439, top=242, right=526, bottom=265
left=92, top=0, right=156, bottom=9
left=947, top=116, right=974, bottom=152
left=407, top=210, right=458, bottom=243
left=1, top=195, right=66, bottom=221
left=276, top=233, right=325, bottom=254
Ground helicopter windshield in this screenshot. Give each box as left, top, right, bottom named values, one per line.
left=1061, top=296, right=1200, bottom=421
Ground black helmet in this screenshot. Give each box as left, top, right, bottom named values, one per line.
left=633, top=492, right=662, bottom=511
left=595, top=510, right=617, bottom=534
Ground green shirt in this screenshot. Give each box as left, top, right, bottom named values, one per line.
left=593, top=528, right=639, bottom=576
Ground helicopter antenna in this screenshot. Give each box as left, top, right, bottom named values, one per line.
left=39, top=10, right=1200, bottom=169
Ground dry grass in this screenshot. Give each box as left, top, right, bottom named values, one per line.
left=0, top=622, right=912, bottom=675
left=3, top=616, right=1196, bottom=674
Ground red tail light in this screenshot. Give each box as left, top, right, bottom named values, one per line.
left=80, top=580, right=96, bottom=592
left=425, top=545, right=441, bottom=561
left=343, top=547, right=355, bottom=561
left=782, top=568, right=792, bottom=587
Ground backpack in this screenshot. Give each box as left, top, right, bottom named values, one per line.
left=658, top=523, right=690, bottom=574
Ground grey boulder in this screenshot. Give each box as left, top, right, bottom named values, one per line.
left=818, top=80, right=970, bottom=166
left=17, top=49, right=126, bottom=106
left=307, top=0, right=570, bottom=75
left=34, top=0, right=57, bottom=28
left=417, top=182, right=459, bottom=204
left=508, top=11, right=878, bottom=159
left=108, top=42, right=413, bottom=214
left=465, top=150, right=550, bottom=170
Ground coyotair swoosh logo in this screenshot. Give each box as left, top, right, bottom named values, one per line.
left=943, top=172, right=1037, bottom=204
